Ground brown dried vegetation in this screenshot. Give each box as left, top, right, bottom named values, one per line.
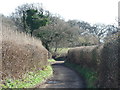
left=67, top=45, right=103, bottom=70
left=66, top=32, right=119, bottom=88
left=1, top=16, right=48, bottom=80
left=98, top=34, right=119, bottom=88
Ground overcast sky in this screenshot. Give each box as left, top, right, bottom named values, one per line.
left=0, top=0, right=119, bottom=25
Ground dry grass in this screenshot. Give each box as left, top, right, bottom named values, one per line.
left=1, top=15, right=48, bottom=80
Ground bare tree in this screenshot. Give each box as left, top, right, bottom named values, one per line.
left=34, top=16, right=79, bottom=52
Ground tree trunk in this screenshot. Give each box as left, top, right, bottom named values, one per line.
left=30, top=30, right=34, bottom=36
left=23, top=11, right=27, bottom=32
left=44, top=43, right=49, bottom=51
left=54, top=42, right=58, bottom=53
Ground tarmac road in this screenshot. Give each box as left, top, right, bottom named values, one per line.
left=36, top=61, right=85, bottom=88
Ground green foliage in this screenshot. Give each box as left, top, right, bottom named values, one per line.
left=51, top=48, right=70, bottom=54
left=48, top=59, right=56, bottom=62
left=65, top=62, right=97, bottom=88
left=11, top=3, right=49, bottom=36
left=26, top=9, right=48, bottom=36
left=1, top=65, right=53, bottom=88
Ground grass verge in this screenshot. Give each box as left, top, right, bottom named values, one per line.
left=51, top=48, right=70, bottom=54
left=1, top=65, right=53, bottom=88
left=65, top=62, right=97, bottom=88
left=48, top=59, right=56, bottom=62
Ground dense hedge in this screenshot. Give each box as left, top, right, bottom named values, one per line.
left=97, top=37, right=119, bottom=88
left=67, top=45, right=102, bottom=70
left=66, top=34, right=119, bottom=88
left=2, top=17, right=48, bottom=80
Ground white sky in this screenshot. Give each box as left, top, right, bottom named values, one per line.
left=0, top=0, right=119, bottom=25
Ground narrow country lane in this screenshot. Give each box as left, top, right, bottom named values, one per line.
left=36, top=61, right=86, bottom=88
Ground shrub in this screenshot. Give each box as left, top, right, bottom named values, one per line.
left=66, top=34, right=119, bottom=88
left=1, top=15, right=48, bottom=80
left=97, top=36, right=119, bottom=88
left=66, top=45, right=102, bottom=70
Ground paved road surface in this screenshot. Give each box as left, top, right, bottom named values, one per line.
left=37, top=61, right=85, bottom=88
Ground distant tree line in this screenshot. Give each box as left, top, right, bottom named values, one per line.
left=9, top=3, right=119, bottom=53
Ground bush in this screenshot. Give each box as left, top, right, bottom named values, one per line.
left=66, top=45, right=102, bottom=70
left=97, top=37, right=119, bottom=88
left=1, top=16, right=48, bottom=80
left=66, top=33, right=119, bottom=88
